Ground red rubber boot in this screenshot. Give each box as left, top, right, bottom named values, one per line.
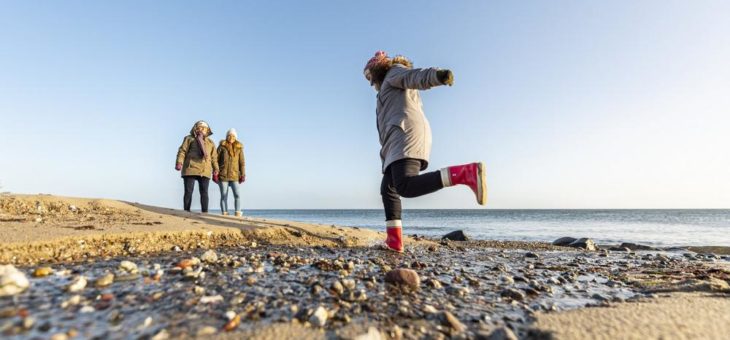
left=385, top=220, right=403, bottom=253
left=442, top=162, right=487, bottom=205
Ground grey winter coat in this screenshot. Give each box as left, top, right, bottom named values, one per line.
left=376, top=64, right=444, bottom=172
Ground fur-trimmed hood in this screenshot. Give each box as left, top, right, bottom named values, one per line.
left=219, top=139, right=242, bottom=149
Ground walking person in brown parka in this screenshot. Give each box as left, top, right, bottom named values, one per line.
left=217, top=128, right=246, bottom=216
left=175, top=120, right=219, bottom=213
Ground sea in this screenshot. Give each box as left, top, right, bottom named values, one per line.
left=223, top=209, right=730, bottom=247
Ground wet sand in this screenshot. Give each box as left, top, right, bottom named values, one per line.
left=1, top=195, right=729, bottom=339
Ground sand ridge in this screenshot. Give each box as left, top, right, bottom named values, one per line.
left=0, top=194, right=423, bottom=265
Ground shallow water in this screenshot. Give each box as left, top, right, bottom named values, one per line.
left=3, top=244, right=718, bottom=339
left=234, top=209, right=730, bottom=247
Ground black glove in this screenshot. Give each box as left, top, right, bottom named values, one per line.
left=437, top=69, right=454, bottom=86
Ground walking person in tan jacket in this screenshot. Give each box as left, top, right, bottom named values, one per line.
left=217, top=128, right=246, bottom=217
left=175, top=120, right=219, bottom=213
left=363, top=51, right=487, bottom=253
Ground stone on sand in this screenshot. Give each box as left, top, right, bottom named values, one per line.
left=384, top=268, right=420, bottom=290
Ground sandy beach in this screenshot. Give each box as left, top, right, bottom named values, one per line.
left=1, top=194, right=729, bottom=339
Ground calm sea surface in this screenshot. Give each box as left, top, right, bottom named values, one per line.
left=227, top=209, right=730, bottom=247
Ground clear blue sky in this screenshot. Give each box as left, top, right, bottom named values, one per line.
left=1, top=1, right=728, bottom=209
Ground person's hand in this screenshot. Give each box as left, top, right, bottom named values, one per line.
left=437, top=69, right=454, bottom=86
left=175, top=163, right=182, bottom=171
left=239, top=175, right=245, bottom=184
left=213, top=172, right=219, bottom=183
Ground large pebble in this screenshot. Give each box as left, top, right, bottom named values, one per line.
left=201, top=250, right=218, bottom=264
left=384, top=269, right=420, bottom=290
left=66, top=276, right=87, bottom=293
left=95, top=273, right=115, bottom=288
left=552, top=237, right=577, bottom=246
left=442, top=230, right=469, bottom=241
left=119, top=261, right=138, bottom=274
left=0, top=265, right=30, bottom=296
left=309, top=306, right=328, bottom=327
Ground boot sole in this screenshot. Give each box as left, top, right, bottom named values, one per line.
left=477, top=162, right=487, bottom=205
left=385, top=245, right=404, bottom=253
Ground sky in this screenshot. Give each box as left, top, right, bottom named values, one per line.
left=0, top=1, right=728, bottom=209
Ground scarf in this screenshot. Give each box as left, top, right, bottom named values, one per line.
left=195, top=132, right=208, bottom=159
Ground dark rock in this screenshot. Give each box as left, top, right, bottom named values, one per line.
left=568, top=238, right=597, bottom=251
left=500, top=288, right=525, bottom=301
left=553, top=237, right=577, bottom=247
left=442, top=230, right=469, bottom=241
left=552, top=237, right=577, bottom=246
left=384, top=268, right=420, bottom=290
left=591, top=293, right=609, bottom=302
left=619, top=242, right=658, bottom=251
left=525, top=252, right=540, bottom=259
left=609, top=247, right=632, bottom=252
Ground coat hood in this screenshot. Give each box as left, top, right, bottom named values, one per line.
left=190, top=120, right=213, bottom=137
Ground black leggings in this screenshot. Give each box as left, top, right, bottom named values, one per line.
left=380, top=158, right=444, bottom=221
left=183, top=176, right=210, bottom=212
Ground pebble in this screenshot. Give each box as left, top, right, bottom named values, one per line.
left=66, top=276, right=87, bottom=293
left=50, top=333, right=68, bottom=340
left=569, top=238, right=597, bottom=251
left=422, top=305, right=438, bottom=314
left=500, top=288, right=525, bottom=301
left=62, top=295, right=82, bottom=308
left=118, top=261, right=138, bottom=274
left=342, top=278, right=356, bottom=290
left=151, top=329, right=169, bottom=340
left=500, top=275, right=515, bottom=285
left=223, top=315, right=241, bottom=331
left=197, top=326, right=217, bottom=336
left=384, top=268, right=420, bottom=290
left=439, top=311, right=466, bottom=332
left=481, top=326, right=518, bottom=340
left=331, top=280, right=344, bottom=295
left=246, top=276, right=257, bottom=286
left=353, top=327, right=383, bottom=340
left=22, top=316, right=35, bottom=330
left=95, top=273, right=115, bottom=287
left=426, top=279, right=442, bottom=289
left=32, top=266, right=54, bottom=278
left=0, top=265, right=30, bottom=296
left=309, top=306, right=328, bottom=327
left=199, top=295, right=223, bottom=304
left=201, top=250, right=218, bottom=263
left=176, top=258, right=200, bottom=269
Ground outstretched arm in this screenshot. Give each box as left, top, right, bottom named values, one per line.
left=386, top=66, right=454, bottom=90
